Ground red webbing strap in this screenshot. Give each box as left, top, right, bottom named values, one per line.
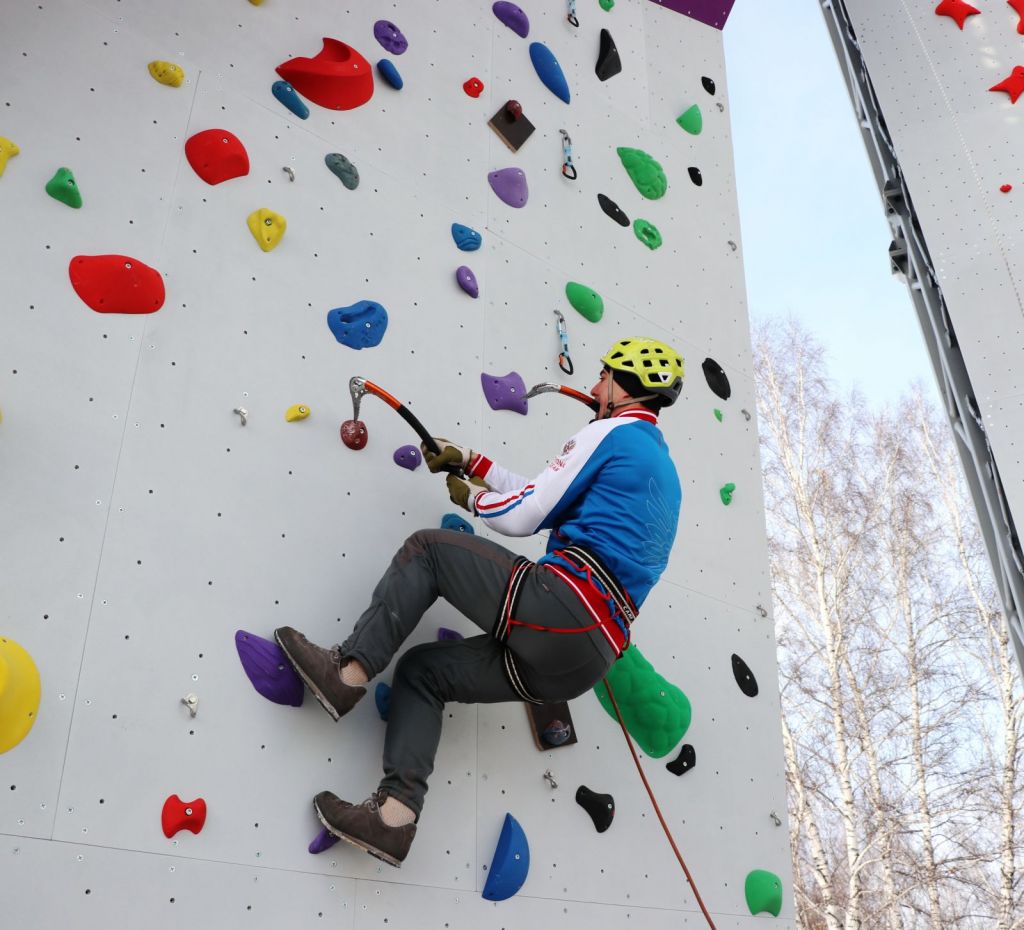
left=602, top=676, right=718, bottom=930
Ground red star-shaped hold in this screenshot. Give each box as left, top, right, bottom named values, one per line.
left=991, top=66, right=1024, bottom=103
left=935, top=0, right=981, bottom=29
left=1010, top=0, right=1024, bottom=34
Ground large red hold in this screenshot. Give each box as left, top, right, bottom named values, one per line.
left=69, top=255, right=165, bottom=315
left=276, top=38, right=374, bottom=111
left=161, top=794, right=207, bottom=838
left=184, top=129, right=250, bottom=185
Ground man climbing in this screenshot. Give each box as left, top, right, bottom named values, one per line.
left=274, top=337, right=684, bottom=867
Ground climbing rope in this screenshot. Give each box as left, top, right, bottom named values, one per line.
left=602, top=676, right=718, bottom=930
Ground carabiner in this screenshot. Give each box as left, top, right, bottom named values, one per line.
left=554, top=309, right=574, bottom=375
left=560, top=129, right=577, bottom=181
left=567, top=0, right=579, bottom=27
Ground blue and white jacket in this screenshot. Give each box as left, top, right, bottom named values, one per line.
left=468, top=409, right=681, bottom=609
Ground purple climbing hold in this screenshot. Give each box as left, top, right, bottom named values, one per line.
left=373, top=20, right=408, bottom=55
left=438, top=627, right=465, bottom=641
left=493, top=1, right=530, bottom=38
left=456, top=266, right=479, bottom=298
left=234, top=630, right=304, bottom=707
left=309, top=827, right=341, bottom=854
left=488, top=167, right=529, bottom=208
left=393, top=444, right=422, bottom=470
left=481, top=371, right=528, bottom=415
left=327, top=300, right=388, bottom=349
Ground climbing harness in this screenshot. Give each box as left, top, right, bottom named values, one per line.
left=567, top=0, right=579, bottom=27
left=559, top=129, right=577, bottom=180
left=553, top=309, right=574, bottom=375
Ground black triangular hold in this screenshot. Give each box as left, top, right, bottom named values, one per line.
left=575, top=785, right=615, bottom=833
left=666, top=744, right=696, bottom=776
left=688, top=166, right=703, bottom=187
left=702, top=358, right=731, bottom=400
left=597, top=193, right=630, bottom=227
left=596, top=29, right=622, bottom=81
left=702, top=76, right=716, bottom=95
left=732, top=653, right=759, bottom=697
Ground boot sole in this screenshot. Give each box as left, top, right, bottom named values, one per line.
left=313, top=799, right=403, bottom=868
left=274, top=632, right=341, bottom=722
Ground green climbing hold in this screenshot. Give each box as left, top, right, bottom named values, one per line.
left=745, top=870, right=783, bottom=917
left=720, top=482, right=736, bottom=505
left=593, top=645, right=691, bottom=758
left=46, top=167, right=82, bottom=208
left=599, top=0, right=615, bottom=9
left=616, top=147, right=667, bottom=200
left=565, top=282, right=604, bottom=323
left=713, top=409, right=723, bottom=422
left=633, top=218, right=662, bottom=250
left=676, top=104, right=703, bottom=135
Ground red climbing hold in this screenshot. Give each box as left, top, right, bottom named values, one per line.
left=184, top=129, right=250, bottom=185
left=340, top=419, right=368, bottom=449
left=934, top=0, right=980, bottom=29
left=275, top=38, right=374, bottom=111
left=69, top=255, right=165, bottom=315
left=463, top=77, right=484, bottom=98
left=161, top=795, right=207, bottom=838
left=991, top=66, right=1024, bottom=103
left=1001, top=184, right=1013, bottom=193
left=1010, top=0, right=1024, bottom=34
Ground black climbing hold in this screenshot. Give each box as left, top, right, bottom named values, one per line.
left=688, top=166, right=703, bottom=187
left=666, top=744, right=696, bottom=776
left=701, top=358, right=731, bottom=400
left=575, top=786, right=615, bottom=833
left=732, top=653, right=759, bottom=697
left=597, top=193, right=630, bottom=227
left=701, top=76, right=716, bottom=95
left=595, top=29, right=622, bottom=81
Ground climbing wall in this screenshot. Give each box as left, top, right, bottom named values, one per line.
left=0, top=1, right=793, bottom=926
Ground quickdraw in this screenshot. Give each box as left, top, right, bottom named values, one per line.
left=560, top=129, right=577, bottom=180
left=553, top=309, right=574, bottom=375
left=567, top=0, right=579, bottom=27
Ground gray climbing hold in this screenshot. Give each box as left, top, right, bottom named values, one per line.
left=488, top=167, right=528, bottom=208
left=325, top=152, right=359, bottom=190
left=481, top=371, right=528, bottom=415
left=456, top=266, right=479, bottom=298
left=327, top=300, right=388, bottom=349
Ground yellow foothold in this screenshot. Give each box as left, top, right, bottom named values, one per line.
left=285, top=404, right=311, bottom=422
left=0, top=636, right=41, bottom=755
left=148, top=60, right=185, bottom=88
left=0, top=137, right=20, bottom=178
left=247, top=208, right=287, bottom=252
left=248, top=0, right=264, bottom=5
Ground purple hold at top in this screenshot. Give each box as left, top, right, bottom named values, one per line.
left=481, top=370, right=528, bottom=416
left=373, top=20, right=409, bottom=55
left=493, top=1, right=529, bottom=38
left=488, top=167, right=529, bottom=208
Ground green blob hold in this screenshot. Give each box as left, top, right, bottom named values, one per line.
left=593, top=645, right=691, bottom=758
left=745, top=870, right=783, bottom=917
left=720, top=482, right=736, bottom=505
left=616, top=147, right=667, bottom=200
left=713, top=409, right=723, bottom=422
left=599, top=0, right=615, bottom=9
left=565, top=282, right=604, bottom=323
left=46, top=167, right=82, bottom=208
left=676, top=104, right=703, bottom=135
left=633, top=218, right=662, bottom=250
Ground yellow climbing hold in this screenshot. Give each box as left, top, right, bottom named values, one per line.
left=0, top=636, right=41, bottom=754
left=0, top=138, right=20, bottom=178
left=248, top=0, right=265, bottom=5
left=285, top=404, right=311, bottom=422
left=247, top=208, right=287, bottom=252
left=148, top=60, right=185, bottom=88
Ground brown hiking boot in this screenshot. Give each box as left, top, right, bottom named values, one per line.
left=273, top=626, right=365, bottom=721
left=313, top=789, right=416, bottom=868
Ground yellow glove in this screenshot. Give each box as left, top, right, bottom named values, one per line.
left=446, top=473, right=487, bottom=513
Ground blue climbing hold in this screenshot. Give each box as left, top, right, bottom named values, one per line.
left=327, top=300, right=388, bottom=349
left=375, top=683, right=392, bottom=721
left=376, top=59, right=403, bottom=90
left=437, top=626, right=465, bottom=641
left=272, top=80, right=309, bottom=119
left=483, top=813, right=530, bottom=901
left=451, top=223, right=482, bottom=252
left=529, top=43, right=570, bottom=104
left=441, top=513, right=475, bottom=535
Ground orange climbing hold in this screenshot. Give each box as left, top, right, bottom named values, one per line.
left=69, top=255, right=165, bottom=314
left=161, top=795, right=207, bottom=838
left=934, top=0, right=980, bottom=29
left=275, top=38, right=374, bottom=111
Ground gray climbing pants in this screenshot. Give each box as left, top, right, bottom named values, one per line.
left=339, top=528, right=617, bottom=817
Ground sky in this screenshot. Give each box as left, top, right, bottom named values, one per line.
left=722, top=1, right=940, bottom=412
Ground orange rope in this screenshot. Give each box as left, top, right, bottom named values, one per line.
left=602, top=676, right=718, bottom=930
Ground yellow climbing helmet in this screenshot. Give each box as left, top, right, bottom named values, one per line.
left=601, top=337, right=685, bottom=406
